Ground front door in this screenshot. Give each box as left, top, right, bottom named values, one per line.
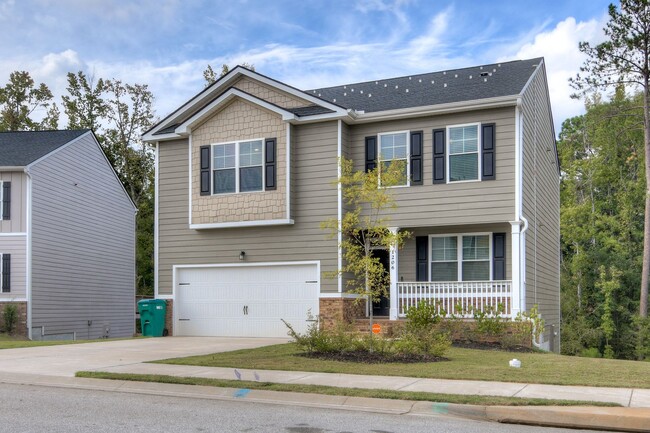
left=372, top=249, right=390, bottom=317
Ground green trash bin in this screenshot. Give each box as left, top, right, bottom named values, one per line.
left=138, top=299, right=167, bottom=337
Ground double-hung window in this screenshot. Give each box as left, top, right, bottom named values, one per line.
left=430, top=234, right=491, bottom=281
left=448, top=124, right=479, bottom=182
left=212, top=139, right=263, bottom=194
left=378, top=131, right=409, bottom=186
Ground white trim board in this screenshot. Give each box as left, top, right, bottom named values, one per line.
left=190, top=219, right=294, bottom=230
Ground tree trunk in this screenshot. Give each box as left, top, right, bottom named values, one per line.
left=641, top=78, right=650, bottom=318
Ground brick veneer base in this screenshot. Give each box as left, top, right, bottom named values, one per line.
left=319, top=297, right=365, bottom=330
left=0, top=301, right=28, bottom=338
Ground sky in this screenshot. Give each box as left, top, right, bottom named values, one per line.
left=0, top=0, right=616, bottom=133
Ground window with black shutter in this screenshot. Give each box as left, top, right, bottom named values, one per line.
left=2, top=254, right=10, bottom=293
left=482, top=123, right=496, bottom=180
left=493, top=233, right=506, bottom=280
left=410, top=131, right=423, bottom=185
left=416, top=236, right=428, bottom=281
left=265, top=138, right=277, bottom=191
left=2, top=181, right=10, bottom=220
left=365, top=136, right=377, bottom=172
left=199, top=146, right=211, bottom=196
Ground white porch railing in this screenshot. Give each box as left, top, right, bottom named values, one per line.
left=397, top=280, right=512, bottom=318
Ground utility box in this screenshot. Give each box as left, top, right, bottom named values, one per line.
left=138, top=299, right=167, bottom=337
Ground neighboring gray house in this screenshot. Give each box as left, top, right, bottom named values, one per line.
left=145, top=58, right=560, bottom=351
left=0, top=130, right=136, bottom=340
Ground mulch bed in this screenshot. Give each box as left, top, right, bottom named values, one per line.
left=452, top=340, right=536, bottom=353
left=299, top=351, right=449, bottom=364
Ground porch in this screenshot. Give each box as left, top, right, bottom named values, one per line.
left=396, top=280, right=513, bottom=318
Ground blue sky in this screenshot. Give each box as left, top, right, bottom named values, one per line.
left=0, top=0, right=614, bottom=131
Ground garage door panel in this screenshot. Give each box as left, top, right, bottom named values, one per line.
left=175, top=264, right=319, bottom=337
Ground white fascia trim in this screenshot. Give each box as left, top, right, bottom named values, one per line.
left=24, top=168, right=32, bottom=340
left=142, top=132, right=179, bottom=142
left=337, top=119, right=343, bottom=293
left=0, top=297, right=27, bottom=302
left=0, top=232, right=26, bottom=237
left=289, top=112, right=355, bottom=124
left=190, top=219, right=295, bottom=230
left=352, top=95, right=518, bottom=124
left=188, top=135, right=193, bottom=227
left=175, top=88, right=297, bottom=135
left=174, top=260, right=320, bottom=270
left=286, top=124, right=291, bottom=220
left=154, top=142, right=160, bottom=299
left=319, top=293, right=362, bottom=299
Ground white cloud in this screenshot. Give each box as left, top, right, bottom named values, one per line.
left=499, top=15, right=607, bottom=132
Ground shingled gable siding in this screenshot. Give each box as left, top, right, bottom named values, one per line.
left=0, top=171, right=27, bottom=233
left=29, top=133, right=135, bottom=339
left=233, top=76, right=312, bottom=109
left=157, top=121, right=340, bottom=296
left=348, top=106, right=516, bottom=227
left=398, top=224, right=512, bottom=281
left=191, top=99, right=287, bottom=224
left=521, top=66, right=560, bottom=350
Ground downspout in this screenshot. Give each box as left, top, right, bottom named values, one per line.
left=23, top=167, right=32, bottom=340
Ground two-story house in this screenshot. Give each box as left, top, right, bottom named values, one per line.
left=145, top=58, right=560, bottom=351
left=0, top=130, right=136, bottom=340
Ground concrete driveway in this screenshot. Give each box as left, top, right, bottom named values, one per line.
left=0, top=337, right=288, bottom=377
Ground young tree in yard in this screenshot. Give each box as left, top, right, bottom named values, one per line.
left=322, top=158, right=410, bottom=335
left=0, top=71, right=59, bottom=131
left=571, top=0, right=650, bottom=318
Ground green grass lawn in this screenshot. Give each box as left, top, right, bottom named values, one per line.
left=155, top=343, right=650, bottom=389
left=0, top=333, right=139, bottom=349
left=75, top=371, right=619, bottom=407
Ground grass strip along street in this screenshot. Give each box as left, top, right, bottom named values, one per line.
left=76, top=371, right=619, bottom=407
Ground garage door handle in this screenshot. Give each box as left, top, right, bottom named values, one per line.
left=305, top=280, right=317, bottom=283
left=179, top=319, right=190, bottom=321
left=243, top=305, right=248, bottom=315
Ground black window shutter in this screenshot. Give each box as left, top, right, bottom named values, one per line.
left=265, top=138, right=277, bottom=191
left=493, top=233, right=506, bottom=280
left=365, top=136, right=377, bottom=172
left=432, top=129, right=446, bottom=184
left=410, top=131, right=423, bottom=185
left=2, top=254, right=10, bottom=293
left=2, top=181, right=10, bottom=220
left=416, top=236, right=428, bottom=281
left=199, top=146, right=211, bottom=196
left=482, top=123, right=496, bottom=180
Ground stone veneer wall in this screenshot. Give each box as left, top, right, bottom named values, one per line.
left=191, top=99, right=287, bottom=224
left=319, top=298, right=365, bottom=330
left=0, top=301, right=28, bottom=338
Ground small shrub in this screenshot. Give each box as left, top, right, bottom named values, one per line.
left=580, top=347, right=602, bottom=358
left=404, top=300, right=443, bottom=332
left=3, top=304, right=17, bottom=334
left=395, top=328, right=451, bottom=357
left=472, top=303, right=507, bottom=337
left=282, top=311, right=329, bottom=354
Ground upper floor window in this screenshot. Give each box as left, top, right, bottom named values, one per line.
left=212, top=139, right=263, bottom=194
left=378, top=131, right=409, bottom=186
left=448, top=124, right=479, bottom=182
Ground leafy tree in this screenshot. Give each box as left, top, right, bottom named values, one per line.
left=203, top=63, right=255, bottom=86
left=62, top=71, right=108, bottom=132
left=0, top=71, right=59, bottom=131
left=322, top=158, right=410, bottom=334
left=571, top=0, right=650, bottom=317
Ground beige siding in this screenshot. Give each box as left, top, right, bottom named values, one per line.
left=348, top=107, right=516, bottom=228
left=399, top=224, right=512, bottom=281
left=0, top=235, right=26, bottom=299
left=191, top=99, right=287, bottom=224
left=521, top=65, right=560, bottom=349
left=0, top=171, right=26, bottom=233
left=233, top=77, right=311, bottom=109
left=158, top=121, right=340, bottom=295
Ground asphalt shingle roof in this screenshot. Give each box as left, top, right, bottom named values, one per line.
left=0, top=129, right=89, bottom=167
left=307, top=58, right=543, bottom=113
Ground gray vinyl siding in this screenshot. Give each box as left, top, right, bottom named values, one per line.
left=0, top=171, right=27, bottom=233
left=0, top=235, right=27, bottom=299
left=157, top=121, right=340, bottom=296
left=348, top=107, right=516, bottom=228
left=521, top=64, right=560, bottom=350
left=399, top=224, right=512, bottom=281
left=29, top=132, right=136, bottom=339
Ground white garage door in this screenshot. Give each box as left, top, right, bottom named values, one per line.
left=175, top=263, right=319, bottom=337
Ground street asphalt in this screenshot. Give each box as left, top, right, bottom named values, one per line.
left=0, top=337, right=647, bottom=432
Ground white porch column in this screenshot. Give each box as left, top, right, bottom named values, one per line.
left=389, top=227, right=399, bottom=320
left=510, top=221, right=522, bottom=317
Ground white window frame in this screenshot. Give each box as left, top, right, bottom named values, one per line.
left=446, top=122, right=481, bottom=183
left=378, top=130, right=410, bottom=187
left=211, top=138, right=265, bottom=195
left=429, top=233, right=493, bottom=281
